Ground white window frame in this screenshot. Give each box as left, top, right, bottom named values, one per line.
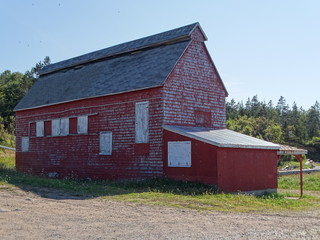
left=21, top=137, right=29, bottom=152
left=77, top=115, right=88, bottom=134
left=135, top=101, right=149, bottom=143
left=168, top=141, right=192, bottom=167
left=100, top=131, right=112, bottom=155
left=36, top=121, right=44, bottom=137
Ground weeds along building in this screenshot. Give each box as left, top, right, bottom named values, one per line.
left=15, top=23, right=283, bottom=193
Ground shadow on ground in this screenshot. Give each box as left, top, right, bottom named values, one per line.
left=0, top=168, right=219, bottom=200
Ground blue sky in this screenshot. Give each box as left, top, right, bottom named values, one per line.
left=1, top=0, right=319, bottom=109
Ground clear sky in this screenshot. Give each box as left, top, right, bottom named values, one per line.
left=1, top=0, right=319, bottom=109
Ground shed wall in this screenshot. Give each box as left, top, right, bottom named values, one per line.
left=15, top=87, right=163, bottom=179
left=163, top=130, right=218, bottom=184
left=217, top=148, right=278, bottom=192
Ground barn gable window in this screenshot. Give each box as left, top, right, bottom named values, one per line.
left=77, top=115, right=88, bottom=134
left=195, top=110, right=211, bottom=127
left=21, top=137, right=29, bottom=152
left=100, top=132, right=112, bottom=155
left=36, top=121, right=44, bottom=137
left=168, top=141, right=191, bottom=167
left=135, top=101, right=149, bottom=143
left=52, top=118, right=69, bottom=136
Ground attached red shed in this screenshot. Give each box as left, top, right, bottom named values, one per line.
left=15, top=22, right=282, bottom=193
left=163, top=126, right=279, bottom=193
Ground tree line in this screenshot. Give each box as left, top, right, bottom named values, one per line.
left=226, top=96, right=320, bottom=159
left=0, top=57, right=50, bottom=147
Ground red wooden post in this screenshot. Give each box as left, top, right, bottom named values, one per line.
left=295, top=155, right=303, bottom=198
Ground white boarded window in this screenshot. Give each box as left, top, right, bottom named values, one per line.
left=135, top=101, right=149, bottom=143
left=52, top=119, right=60, bottom=136
left=36, top=121, right=44, bottom=137
left=52, top=118, right=69, bottom=136
left=100, top=132, right=112, bottom=155
left=77, top=116, right=88, bottom=134
left=21, top=137, right=29, bottom=152
left=60, top=118, right=69, bottom=136
left=168, top=141, right=191, bottom=167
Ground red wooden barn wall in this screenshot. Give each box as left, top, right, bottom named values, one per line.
left=163, top=130, right=278, bottom=192
left=163, top=27, right=227, bottom=129
left=16, top=87, right=164, bottom=179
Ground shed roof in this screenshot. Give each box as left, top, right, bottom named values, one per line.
left=277, top=145, right=308, bottom=155
left=15, top=23, right=203, bottom=111
left=163, top=125, right=280, bottom=150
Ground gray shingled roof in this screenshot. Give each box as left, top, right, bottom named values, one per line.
left=15, top=23, right=201, bottom=111
left=163, top=125, right=280, bottom=150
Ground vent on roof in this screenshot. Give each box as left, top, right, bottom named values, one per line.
left=74, top=65, right=84, bottom=70
left=131, top=50, right=142, bottom=55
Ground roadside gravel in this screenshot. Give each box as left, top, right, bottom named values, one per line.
left=1, top=187, right=319, bottom=240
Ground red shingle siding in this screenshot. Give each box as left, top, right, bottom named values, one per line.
left=15, top=87, right=164, bottom=179
left=163, top=27, right=227, bottom=129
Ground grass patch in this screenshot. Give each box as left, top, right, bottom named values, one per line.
left=1, top=155, right=320, bottom=213
left=279, top=172, right=320, bottom=191
left=0, top=150, right=15, bottom=169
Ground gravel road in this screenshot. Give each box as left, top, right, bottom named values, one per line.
left=1, top=187, right=319, bottom=240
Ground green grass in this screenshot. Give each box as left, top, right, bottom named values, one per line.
left=278, top=172, right=320, bottom=191
left=1, top=154, right=320, bottom=213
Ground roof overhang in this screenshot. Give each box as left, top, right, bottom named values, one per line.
left=163, top=125, right=280, bottom=150
left=277, top=145, right=308, bottom=155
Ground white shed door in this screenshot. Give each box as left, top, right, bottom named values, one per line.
left=168, top=141, right=191, bottom=167
left=135, top=101, right=149, bottom=143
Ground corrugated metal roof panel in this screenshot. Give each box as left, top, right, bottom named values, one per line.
left=164, top=125, right=280, bottom=150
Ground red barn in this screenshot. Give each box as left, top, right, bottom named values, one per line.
left=15, top=23, right=281, bottom=193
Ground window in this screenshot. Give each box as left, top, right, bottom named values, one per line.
left=100, top=132, right=112, bottom=155
left=135, top=101, right=149, bottom=143
left=77, top=116, right=88, bottom=134
left=52, top=119, right=60, bottom=136
left=52, top=118, right=69, bottom=136
left=195, top=110, right=211, bottom=127
left=60, top=118, right=69, bottom=136
left=36, top=121, right=44, bottom=137
left=168, top=141, right=191, bottom=167
left=21, top=137, right=29, bottom=152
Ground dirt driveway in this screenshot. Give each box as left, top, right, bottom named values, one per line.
left=0, top=187, right=319, bottom=240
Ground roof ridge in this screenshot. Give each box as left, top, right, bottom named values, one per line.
left=40, top=22, right=200, bottom=76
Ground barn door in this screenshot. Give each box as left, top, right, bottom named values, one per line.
left=135, top=101, right=149, bottom=143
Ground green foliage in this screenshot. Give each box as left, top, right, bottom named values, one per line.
left=227, top=116, right=283, bottom=143
left=227, top=96, right=320, bottom=160
left=0, top=117, right=15, bottom=148
left=0, top=57, right=50, bottom=145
